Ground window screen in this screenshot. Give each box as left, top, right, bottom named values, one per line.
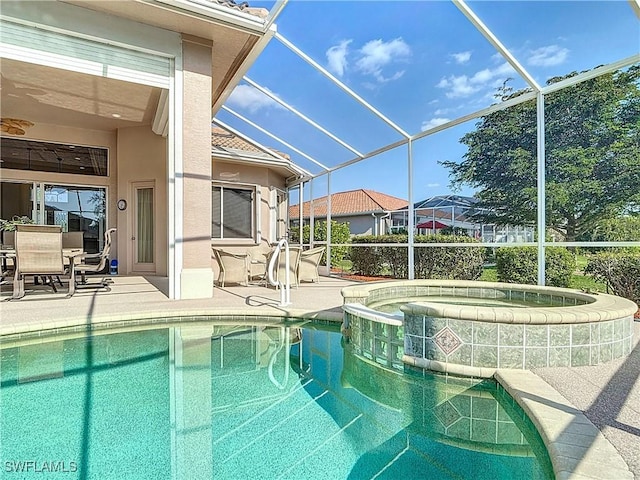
left=212, top=185, right=253, bottom=239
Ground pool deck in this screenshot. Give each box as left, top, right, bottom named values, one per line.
left=1, top=274, right=638, bottom=480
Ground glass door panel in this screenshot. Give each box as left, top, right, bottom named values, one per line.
left=133, top=183, right=155, bottom=272
left=43, top=184, right=106, bottom=254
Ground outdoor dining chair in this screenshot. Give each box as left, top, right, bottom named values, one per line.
left=72, top=228, right=116, bottom=291
left=12, top=224, right=70, bottom=299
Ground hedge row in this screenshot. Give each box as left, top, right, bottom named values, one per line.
left=350, top=234, right=484, bottom=280
left=495, top=247, right=576, bottom=287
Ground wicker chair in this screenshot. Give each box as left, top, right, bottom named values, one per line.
left=212, top=248, right=250, bottom=287
left=298, top=246, right=325, bottom=283
left=273, top=245, right=301, bottom=288
left=12, top=224, right=71, bottom=299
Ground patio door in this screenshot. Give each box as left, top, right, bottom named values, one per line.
left=132, top=182, right=155, bottom=273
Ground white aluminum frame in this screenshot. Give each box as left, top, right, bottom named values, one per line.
left=213, top=1, right=640, bottom=285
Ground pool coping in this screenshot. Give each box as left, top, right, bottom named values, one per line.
left=341, top=279, right=638, bottom=324
left=1, top=307, right=634, bottom=480
left=496, top=370, right=634, bottom=480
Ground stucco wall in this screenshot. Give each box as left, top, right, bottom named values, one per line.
left=116, top=126, right=168, bottom=276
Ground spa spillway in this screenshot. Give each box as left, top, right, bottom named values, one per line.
left=341, top=280, right=638, bottom=377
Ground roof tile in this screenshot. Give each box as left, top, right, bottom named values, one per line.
left=290, top=189, right=407, bottom=218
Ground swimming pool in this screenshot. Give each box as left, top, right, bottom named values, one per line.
left=0, top=321, right=552, bottom=479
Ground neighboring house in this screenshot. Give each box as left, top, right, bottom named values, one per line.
left=0, top=0, right=298, bottom=299
left=289, top=189, right=407, bottom=237
left=391, top=194, right=534, bottom=242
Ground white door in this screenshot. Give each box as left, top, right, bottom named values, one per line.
left=132, top=182, right=155, bottom=273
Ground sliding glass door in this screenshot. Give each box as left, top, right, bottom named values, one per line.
left=0, top=181, right=106, bottom=253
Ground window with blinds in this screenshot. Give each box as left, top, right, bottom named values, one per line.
left=212, top=185, right=254, bottom=239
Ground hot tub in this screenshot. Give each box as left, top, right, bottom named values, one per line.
left=341, top=280, right=637, bottom=377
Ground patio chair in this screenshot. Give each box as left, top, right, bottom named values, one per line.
left=62, top=231, right=84, bottom=250
left=273, top=245, right=301, bottom=288
left=1, top=231, right=16, bottom=280
left=12, top=224, right=69, bottom=299
left=212, top=248, right=250, bottom=287
left=298, top=246, right=325, bottom=283
left=72, top=228, right=116, bottom=292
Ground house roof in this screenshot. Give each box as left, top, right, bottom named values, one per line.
left=211, top=126, right=290, bottom=160
left=213, top=0, right=269, bottom=18
left=211, top=126, right=304, bottom=179
left=413, top=194, right=478, bottom=209
left=289, top=189, right=407, bottom=219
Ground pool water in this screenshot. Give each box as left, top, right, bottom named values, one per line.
left=373, top=296, right=553, bottom=315
left=0, top=323, right=553, bottom=479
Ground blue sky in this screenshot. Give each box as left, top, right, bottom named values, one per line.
left=215, top=1, right=639, bottom=204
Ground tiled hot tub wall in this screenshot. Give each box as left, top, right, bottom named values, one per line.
left=342, top=280, right=638, bottom=377
left=403, top=312, right=634, bottom=372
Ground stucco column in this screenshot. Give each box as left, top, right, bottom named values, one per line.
left=180, top=35, right=214, bottom=298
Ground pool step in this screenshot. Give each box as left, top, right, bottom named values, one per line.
left=212, top=381, right=367, bottom=480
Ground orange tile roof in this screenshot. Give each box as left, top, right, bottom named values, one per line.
left=211, top=0, right=268, bottom=18
left=289, top=189, right=407, bottom=219
left=212, top=126, right=263, bottom=153
left=211, top=126, right=290, bottom=159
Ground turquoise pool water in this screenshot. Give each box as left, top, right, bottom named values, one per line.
left=372, top=296, right=555, bottom=315
left=0, top=322, right=553, bottom=479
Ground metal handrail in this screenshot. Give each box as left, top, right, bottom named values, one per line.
left=267, top=238, right=291, bottom=306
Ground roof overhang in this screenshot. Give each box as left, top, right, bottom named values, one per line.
left=212, top=148, right=306, bottom=182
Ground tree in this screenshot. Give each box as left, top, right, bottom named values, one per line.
left=441, top=65, right=640, bottom=241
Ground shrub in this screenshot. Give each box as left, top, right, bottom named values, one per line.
left=495, top=247, right=576, bottom=287
left=349, top=236, right=386, bottom=276
left=290, top=220, right=350, bottom=266
left=414, top=234, right=484, bottom=280
left=350, top=234, right=484, bottom=280
left=585, top=252, right=640, bottom=305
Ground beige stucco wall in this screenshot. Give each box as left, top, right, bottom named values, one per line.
left=116, top=126, right=168, bottom=276
left=180, top=36, right=214, bottom=298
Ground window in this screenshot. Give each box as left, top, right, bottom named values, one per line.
left=0, top=138, right=108, bottom=176
left=212, top=185, right=254, bottom=239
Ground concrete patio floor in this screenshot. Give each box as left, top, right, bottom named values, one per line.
left=1, top=274, right=638, bottom=479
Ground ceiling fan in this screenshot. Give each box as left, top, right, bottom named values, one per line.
left=1, top=117, right=34, bottom=135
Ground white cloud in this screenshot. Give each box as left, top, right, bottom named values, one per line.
left=427, top=183, right=441, bottom=188
left=355, top=38, right=411, bottom=83
left=326, top=40, right=352, bottom=77
left=227, top=84, right=284, bottom=114
left=451, top=51, right=472, bottom=64
left=528, top=45, right=569, bottom=67
left=436, top=62, right=516, bottom=98
left=421, top=117, right=450, bottom=131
